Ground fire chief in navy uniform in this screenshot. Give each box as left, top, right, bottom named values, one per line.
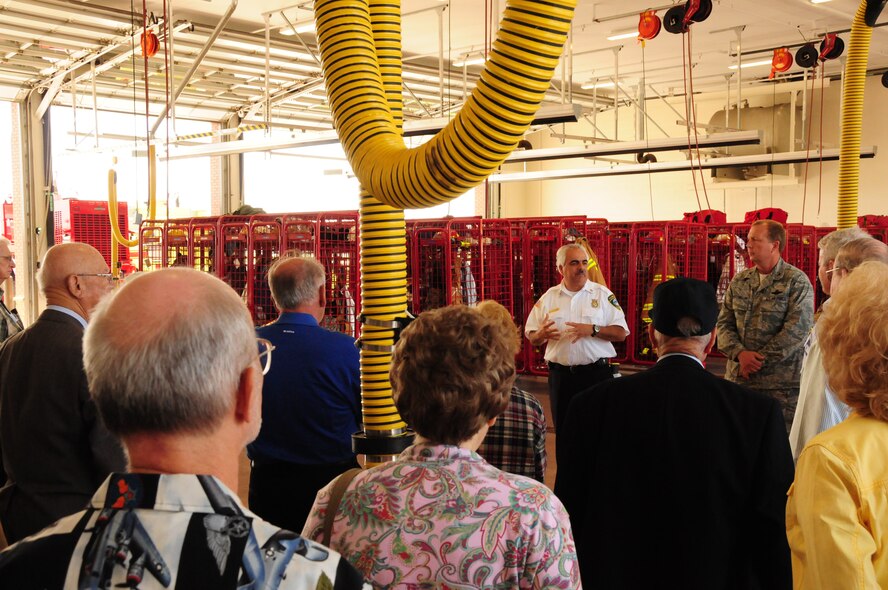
left=248, top=256, right=361, bottom=535
left=555, top=278, right=794, bottom=590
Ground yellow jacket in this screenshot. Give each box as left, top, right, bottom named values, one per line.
left=786, top=413, right=888, bottom=589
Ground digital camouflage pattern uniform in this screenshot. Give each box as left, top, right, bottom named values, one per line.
left=717, top=257, right=814, bottom=433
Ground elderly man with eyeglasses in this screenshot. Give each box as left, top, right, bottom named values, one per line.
left=0, top=242, right=125, bottom=544
left=789, top=236, right=888, bottom=459
left=0, top=267, right=369, bottom=590
left=0, top=238, right=23, bottom=344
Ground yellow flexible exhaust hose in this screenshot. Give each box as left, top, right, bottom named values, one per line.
left=836, top=2, right=871, bottom=229
left=316, top=0, right=575, bottom=449
left=108, top=146, right=157, bottom=277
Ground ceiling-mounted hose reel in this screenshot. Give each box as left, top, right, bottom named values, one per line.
left=638, top=10, right=661, bottom=41
left=770, top=47, right=793, bottom=79
left=663, top=0, right=713, bottom=35
left=795, top=33, right=845, bottom=70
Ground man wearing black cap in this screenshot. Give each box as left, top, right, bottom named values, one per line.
left=555, top=277, right=794, bottom=590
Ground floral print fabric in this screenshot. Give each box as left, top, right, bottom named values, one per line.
left=303, top=443, right=581, bottom=589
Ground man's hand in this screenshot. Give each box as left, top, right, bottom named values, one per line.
left=564, top=322, right=595, bottom=343
left=737, top=350, right=764, bottom=379
left=531, top=318, right=560, bottom=346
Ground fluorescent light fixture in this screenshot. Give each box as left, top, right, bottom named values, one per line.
left=728, top=59, right=773, bottom=70
left=606, top=30, right=638, bottom=41
left=581, top=80, right=618, bottom=89
left=503, top=131, right=762, bottom=163
left=489, top=147, right=877, bottom=182
left=810, top=0, right=832, bottom=3
left=453, top=54, right=486, bottom=68
left=280, top=21, right=315, bottom=35
left=161, top=104, right=583, bottom=160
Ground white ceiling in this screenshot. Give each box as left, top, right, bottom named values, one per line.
left=2, top=0, right=887, bottom=134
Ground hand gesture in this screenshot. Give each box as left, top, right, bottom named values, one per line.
left=737, top=350, right=764, bottom=379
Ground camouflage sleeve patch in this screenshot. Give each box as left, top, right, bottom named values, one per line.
left=607, top=293, right=622, bottom=311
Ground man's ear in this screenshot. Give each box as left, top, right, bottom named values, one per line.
left=235, top=364, right=261, bottom=425
left=65, top=274, right=83, bottom=298
left=704, top=328, right=717, bottom=355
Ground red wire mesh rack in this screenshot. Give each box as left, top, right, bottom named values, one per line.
left=864, top=226, right=888, bottom=243
left=522, top=216, right=587, bottom=375
left=409, top=217, right=481, bottom=313
left=317, top=212, right=361, bottom=337
left=248, top=215, right=283, bottom=326
left=138, top=220, right=165, bottom=272
left=2, top=202, right=12, bottom=242
left=629, top=222, right=708, bottom=365
left=582, top=218, right=610, bottom=285
left=480, top=218, right=521, bottom=370
left=405, top=219, right=417, bottom=315
left=219, top=217, right=250, bottom=298
left=785, top=224, right=817, bottom=286
left=281, top=214, right=318, bottom=257
left=607, top=223, right=632, bottom=363
left=706, top=224, right=749, bottom=358
left=164, top=219, right=190, bottom=268
left=189, top=217, right=218, bottom=275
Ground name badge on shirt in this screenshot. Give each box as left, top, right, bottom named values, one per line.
left=590, top=300, right=599, bottom=308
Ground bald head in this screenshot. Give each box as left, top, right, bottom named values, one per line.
left=39, top=243, right=113, bottom=319
left=268, top=256, right=326, bottom=313
left=84, top=268, right=257, bottom=436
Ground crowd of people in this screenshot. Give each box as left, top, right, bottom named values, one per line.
left=0, top=219, right=885, bottom=589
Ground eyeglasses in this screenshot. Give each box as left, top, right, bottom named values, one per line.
left=825, top=266, right=847, bottom=275
left=257, top=338, right=275, bottom=375
left=77, top=273, right=119, bottom=284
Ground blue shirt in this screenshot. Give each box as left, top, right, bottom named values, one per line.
left=248, top=312, right=361, bottom=465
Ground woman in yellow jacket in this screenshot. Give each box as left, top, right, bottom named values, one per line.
left=786, top=260, right=888, bottom=589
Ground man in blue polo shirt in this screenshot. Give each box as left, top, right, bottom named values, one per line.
left=248, top=256, right=361, bottom=534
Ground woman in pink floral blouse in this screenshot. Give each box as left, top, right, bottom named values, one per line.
left=303, top=303, right=581, bottom=589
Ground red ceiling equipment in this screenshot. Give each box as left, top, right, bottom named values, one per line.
left=54, top=199, right=132, bottom=273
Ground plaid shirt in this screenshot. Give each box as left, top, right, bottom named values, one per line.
left=478, top=387, right=548, bottom=482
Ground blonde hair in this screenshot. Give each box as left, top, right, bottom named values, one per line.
left=819, top=261, right=888, bottom=421
left=475, top=300, right=521, bottom=356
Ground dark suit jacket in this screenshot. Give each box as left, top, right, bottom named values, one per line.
left=555, top=354, right=794, bottom=590
left=0, top=308, right=126, bottom=543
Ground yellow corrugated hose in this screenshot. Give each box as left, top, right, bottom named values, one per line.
left=314, top=0, right=575, bottom=452
left=108, top=145, right=157, bottom=276
left=836, top=2, right=872, bottom=229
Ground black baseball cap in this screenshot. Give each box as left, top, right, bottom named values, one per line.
left=650, top=277, right=719, bottom=337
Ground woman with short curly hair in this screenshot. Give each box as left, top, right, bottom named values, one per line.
left=787, top=260, right=888, bottom=588
left=303, top=304, right=581, bottom=589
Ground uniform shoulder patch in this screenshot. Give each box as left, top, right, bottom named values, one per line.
left=607, top=293, right=622, bottom=310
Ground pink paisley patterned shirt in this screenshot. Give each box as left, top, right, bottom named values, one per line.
left=303, top=443, right=581, bottom=589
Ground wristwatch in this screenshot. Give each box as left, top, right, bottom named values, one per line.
left=591, top=324, right=601, bottom=337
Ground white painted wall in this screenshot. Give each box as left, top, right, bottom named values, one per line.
left=497, top=74, right=888, bottom=226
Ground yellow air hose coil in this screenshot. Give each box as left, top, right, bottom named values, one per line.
left=108, top=145, right=157, bottom=276
left=314, top=0, right=576, bottom=449
left=836, top=2, right=872, bottom=229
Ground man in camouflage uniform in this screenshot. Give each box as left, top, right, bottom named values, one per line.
left=717, top=220, right=814, bottom=433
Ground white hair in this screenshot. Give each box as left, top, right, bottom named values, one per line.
left=556, top=243, right=584, bottom=268
left=84, top=270, right=256, bottom=435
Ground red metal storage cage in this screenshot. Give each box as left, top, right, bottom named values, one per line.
left=164, top=219, right=190, bottom=269
left=582, top=218, right=610, bottom=285
left=219, top=217, right=250, bottom=299
left=189, top=217, right=218, bottom=275
left=607, top=223, right=632, bottom=363
left=628, top=222, right=708, bottom=365
left=248, top=216, right=283, bottom=325
left=138, top=220, right=165, bottom=272
left=480, top=218, right=523, bottom=371
left=281, top=214, right=318, bottom=257
left=522, top=216, right=587, bottom=375
left=317, top=212, right=360, bottom=337
left=2, top=202, right=12, bottom=242
left=785, top=224, right=817, bottom=287
left=409, top=217, right=481, bottom=313
left=405, top=219, right=417, bottom=315
left=53, top=199, right=131, bottom=269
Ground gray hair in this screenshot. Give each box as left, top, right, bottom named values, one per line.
left=268, top=255, right=326, bottom=310
left=653, top=316, right=711, bottom=349
left=818, top=227, right=871, bottom=262
left=556, top=243, right=584, bottom=268
left=84, top=269, right=256, bottom=436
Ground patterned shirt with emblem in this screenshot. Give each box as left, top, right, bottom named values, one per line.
left=525, top=279, right=629, bottom=365
left=477, top=386, right=548, bottom=483
left=0, top=473, right=370, bottom=590
left=303, top=443, right=581, bottom=589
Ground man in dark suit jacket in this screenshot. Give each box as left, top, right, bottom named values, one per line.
left=555, top=278, right=794, bottom=590
left=0, top=242, right=126, bottom=543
